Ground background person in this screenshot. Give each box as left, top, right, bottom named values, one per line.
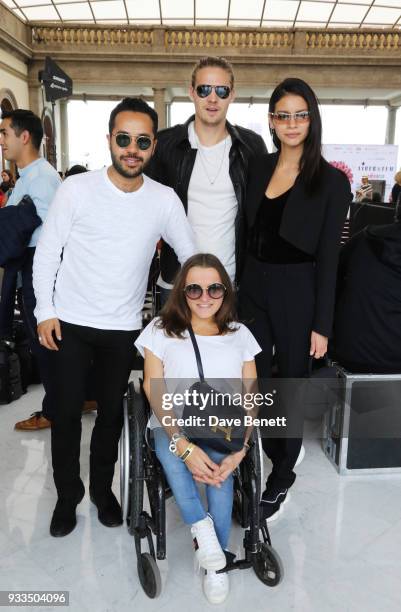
left=355, top=175, right=372, bottom=202
left=239, top=77, right=352, bottom=521
left=136, top=253, right=261, bottom=605
left=0, top=109, right=61, bottom=429
left=0, top=168, right=14, bottom=205
left=64, top=164, right=88, bottom=178
left=15, top=163, right=96, bottom=429
left=391, top=170, right=401, bottom=204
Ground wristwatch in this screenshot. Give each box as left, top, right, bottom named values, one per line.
left=169, top=432, right=188, bottom=456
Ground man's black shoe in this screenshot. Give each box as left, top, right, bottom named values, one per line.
left=50, top=487, right=85, bottom=537
left=50, top=505, right=77, bottom=537
left=260, top=485, right=289, bottom=521
left=90, top=491, right=123, bottom=527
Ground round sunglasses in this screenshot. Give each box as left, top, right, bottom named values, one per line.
left=184, top=283, right=227, bottom=300
left=112, top=133, right=153, bottom=150
left=195, top=84, right=231, bottom=99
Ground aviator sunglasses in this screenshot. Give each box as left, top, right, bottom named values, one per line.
left=112, top=132, right=153, bottom=150
left=195, top=84, right=231, bottom=99
left=184, top=283, right=227, bottom=300
left=268, top=111, right=310, bottom=124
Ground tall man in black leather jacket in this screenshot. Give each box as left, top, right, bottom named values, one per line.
left=146, top=56, right=267, bottom=299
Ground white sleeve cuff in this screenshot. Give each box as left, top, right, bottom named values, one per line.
left=35, top=307, right=58, bottom=325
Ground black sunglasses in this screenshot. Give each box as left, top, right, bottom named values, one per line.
left=195, top=85, right=231, bottom=99
left=112, top=133, right=153, bottom=150
left=184, top=283, right=227, bottom=300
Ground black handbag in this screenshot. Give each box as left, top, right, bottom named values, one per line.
left=181, top=326, right=246, bottom=453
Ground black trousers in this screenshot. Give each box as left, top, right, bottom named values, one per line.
left=50, top=321, right=139, bottom=500
left=0, top=248, right=55, bottom=417
left=0, top=261, right=18, bottom=338
left=239, top=255, right=315, bottom=489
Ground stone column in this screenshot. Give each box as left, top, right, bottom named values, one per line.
left=59, top=99, right=69, bottom=172
left=28, top=84, right=43, bottom=118
left=166, top=101, right=172, bottom=128
left=385, top=106, right=398, bottom=145
left=153, top=87, right=167, bottom=130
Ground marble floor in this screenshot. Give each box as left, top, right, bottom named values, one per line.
left=1, top=382, right=401, bottom=612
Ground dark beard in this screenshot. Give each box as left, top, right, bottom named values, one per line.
left=110, top=150, right=150, bottom=180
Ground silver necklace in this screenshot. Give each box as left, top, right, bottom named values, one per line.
left=194, top=131, right=228, bottom=186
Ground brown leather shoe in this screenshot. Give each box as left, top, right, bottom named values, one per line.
left=14, top=411, right=51, bottom=431
left=82, top=400, right=97, bottom=414
left=14, top=401, right=97, bottom=431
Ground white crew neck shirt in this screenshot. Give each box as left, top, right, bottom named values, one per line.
left=187, top=122, right=237, bottom=282
left=135, top=317, right=261, bottom=429
left=33, top=168, right=196, bottom=330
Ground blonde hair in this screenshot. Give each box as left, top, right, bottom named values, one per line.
left=191, top=56, right=234, bottom=88
left=395, top=170, right=401, bottom=185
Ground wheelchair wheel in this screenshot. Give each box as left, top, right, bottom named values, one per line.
left=255, top=427, right=264, bottom=502
left=232, top=479, right=245, bottom=526
left=253, top=543, right=283, bottom=587
left=127, top=384, right=146, bottom=534
left=119, top=397, right=130, bottom=522
left=138, top=552, right=162, bottom=599
left=232, top=427, right=264, bottom=528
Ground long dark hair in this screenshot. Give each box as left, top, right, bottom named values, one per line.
left=1, top=169, right=14, bottom=188
left=269, top=77, right=324, bottom=193
left=157, top=253, right=238, bottom=338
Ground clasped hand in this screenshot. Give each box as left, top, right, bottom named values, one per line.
left=177, top=440, right=246, bottom=488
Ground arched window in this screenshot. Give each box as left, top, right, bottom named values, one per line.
left=0, top=89, right=18, bottom=176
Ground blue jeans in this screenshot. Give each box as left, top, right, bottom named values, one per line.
left=153, top=428, right=234, bottom=550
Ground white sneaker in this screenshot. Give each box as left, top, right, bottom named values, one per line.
left=191, top=515, right=226, bottom=571
left=264, top=492, right=291, bottom=523
left=203, top=570, right=229, bottom=605
left=295, top=444, right=305, bottom=467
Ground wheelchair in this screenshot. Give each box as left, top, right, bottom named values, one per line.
left=119, top=381, right=283, bottom=599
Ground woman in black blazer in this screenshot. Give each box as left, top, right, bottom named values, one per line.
left=239, top=78, right=352, bottom=520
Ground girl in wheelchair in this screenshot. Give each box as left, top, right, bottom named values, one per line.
left=135, top=253, right=261, bottom=604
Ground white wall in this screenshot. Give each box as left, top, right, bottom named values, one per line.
left=0, top=48, right=29, bottom=109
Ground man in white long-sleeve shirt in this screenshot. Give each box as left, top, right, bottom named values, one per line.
left=33, top=98, right=196, bottom=537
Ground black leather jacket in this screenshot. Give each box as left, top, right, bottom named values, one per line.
left=146, top=115, right=267, bottom=285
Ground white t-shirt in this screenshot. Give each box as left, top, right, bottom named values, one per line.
left=33, top=169, right=196, bottom=330
left=135, top=317, right=261, bottom=428
left=187, top=122, right=237, bottom=282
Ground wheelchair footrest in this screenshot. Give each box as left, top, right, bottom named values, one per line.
left=216, top=550, right=252, bottom=574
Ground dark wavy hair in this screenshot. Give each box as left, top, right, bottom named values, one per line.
left=269, top=77, right=324, bottom=193
left=1, top=169, right=14, bottom=187
left=109, top=97, right=158, bottom=136
left=157, top=253, right=238, bottom=338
